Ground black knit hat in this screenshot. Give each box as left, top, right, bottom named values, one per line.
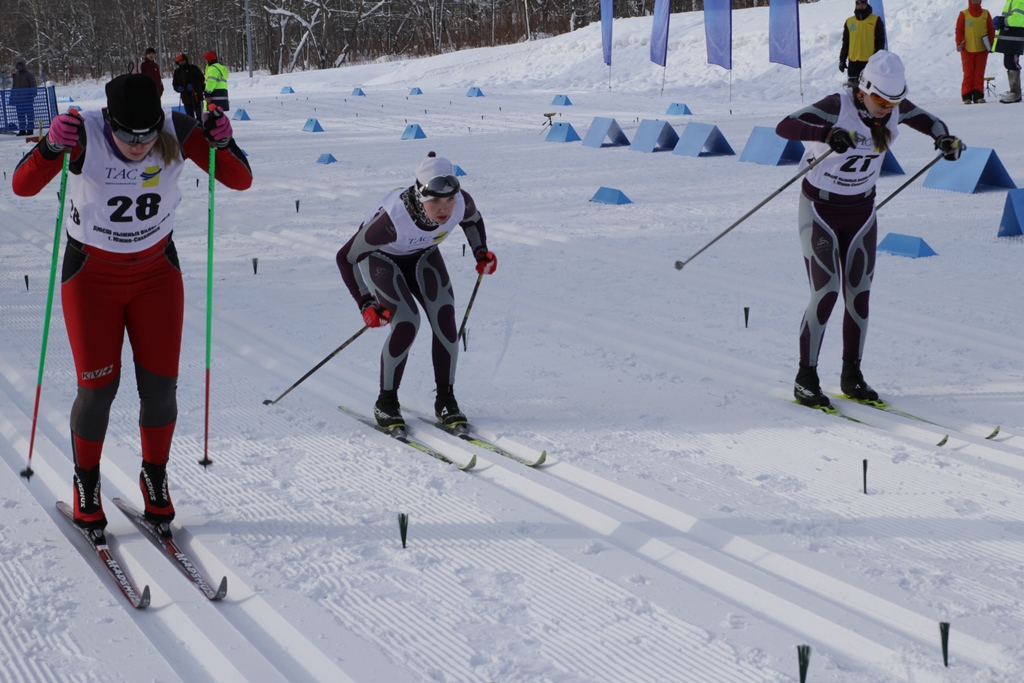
left=105, top=74, right=164, bottom=133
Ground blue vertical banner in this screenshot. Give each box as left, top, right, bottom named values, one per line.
left=769, top=0, right=801, bottom=68
left=650, top=0, right=671, bottom=67
left=872, top=0, right=888, bottom=50
left=601, top=0, right=613, bottom=66
left=704, top=0, right=733, bottom=70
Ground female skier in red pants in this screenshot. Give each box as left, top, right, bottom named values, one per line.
left=12, top=74, right=252, bottom=533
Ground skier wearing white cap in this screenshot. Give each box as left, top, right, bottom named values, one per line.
left=336, top=152, right=496, bottom=431
left=776, top=51, right=963, bottom=409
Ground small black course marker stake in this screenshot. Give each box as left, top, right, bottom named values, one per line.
left=252, top=257, right=258, bottom=274
left=743, top=306, right=749, bottom=328
left=797, top=644, right=811, bottom=683
left=398, top=513, right=409, bottom=548
left=940, top=622, right=950, bottom=667
left=863, top=459, right=868, bottom=494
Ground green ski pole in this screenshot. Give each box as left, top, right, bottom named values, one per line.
left=201, top=141, right=216, bottom=468
left=22, top=151, right=70, bottom=481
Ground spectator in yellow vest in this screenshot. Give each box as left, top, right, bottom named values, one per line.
left=840, top=1, right=887, bottom=88
left=203, top=51, right=230, bottom=111
left=957, top=0, right=996, bottom=103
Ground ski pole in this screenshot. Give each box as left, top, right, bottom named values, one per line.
left=674, top=149, right=834, bottom=271
left=200, top=140, right=216, bottom=468
left=876, top=152, right=944, bottom=210
left=457, top=272, right=484, bottom=348
left=262, top=326, right=369, bottom=406
left=21, top=151, right=70, bottom=481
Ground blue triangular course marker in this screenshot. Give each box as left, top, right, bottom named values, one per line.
left=233, top=108, right=251, bottom=121
left=739, top=126, right=804, bottom=166
left=551, top=94, right=572, bottom=106
left=545, top=121, right=581, bottom=143
left=878, top=233, right=937, bottom=258
left=923, top=147, right=1017, bottom=194
left=880, top=151, right=905, bottom=176
left=352, top=87, right=365, bottom=96
left=998, top=188, right=1024, bottom=236
left=401, top=123, right=426, bottom=140
left=590, top=187, right=632, bottom=205
left=666, top=102, right=692, bottom=115
left=57, top=96, right=74, bottom=103
left=316, top=153, right=337, bottom=164
left=303, top=118, right=324, bottom=132
left=630, top=119, right=679, bottom=153
left=673, top=122, right=735, bottom=157
left=409, top=87, right=423, bottom=95
left=466, top=87, right=484, bottom=97
left=280, top=86, right=295, bottom=94
left=171, top=104, right=186, bottom=114
left=452, top=164, right=467, bottom=177
left=582, top=117, right=630, bottom=149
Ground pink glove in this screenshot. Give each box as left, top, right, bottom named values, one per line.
left=361, top=302, right=392, bottom=328
left=475, top=251, right=497, bottom=275
left=47, top=112, right=83, bottom=149
left=201, top=105, right=232, bottom=146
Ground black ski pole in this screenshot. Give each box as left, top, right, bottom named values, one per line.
left=674, top=149, right=834, bottom=271
left=262, top=326, right=369, bottom=406
left=457, top=273, right=484, bottom=348
left=876, top=152, right=944, bottom=210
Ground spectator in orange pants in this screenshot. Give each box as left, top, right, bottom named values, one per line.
left=958, top=0, right=997, bottom=103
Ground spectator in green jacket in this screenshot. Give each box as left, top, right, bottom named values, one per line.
left=994, top=0, right=1024, bottom=102
left=203, top=51, right=230, bottom=111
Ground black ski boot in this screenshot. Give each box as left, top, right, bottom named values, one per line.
left=374, top=389, right=406, bottom=431
left=435, top=384, right=468, bottom=429
left=73, top=465, right=107, bottom=531
left=794, top=364, right=831, bottom=408
left=140, top=461, right=175, bottom=531
left=840, top=359, right=879, bottom=402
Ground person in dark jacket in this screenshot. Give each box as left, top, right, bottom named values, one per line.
left=172, top=54, right=205, bottom=121
left=137, top=47, right=164, bottom=96
left=994, top=0, right=1024, bottom=102
left=11, top=59, right=38, bottom=135
left=840, top=1, right=887, bottom=87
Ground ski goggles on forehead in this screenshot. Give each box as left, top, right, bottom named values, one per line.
left=417, top=174, right=460, bottom=199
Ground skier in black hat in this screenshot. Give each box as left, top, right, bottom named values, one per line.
left=11, top=73, right=252, bottom=538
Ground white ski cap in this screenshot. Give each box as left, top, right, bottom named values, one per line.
left=415, top=151, right=454, bottom=186
left=859, top=50, right=908, bottom=103
left=414, top=151, right=460, bottom=199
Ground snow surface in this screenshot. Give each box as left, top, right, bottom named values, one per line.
left=2, top=0, right=1023, bottom=681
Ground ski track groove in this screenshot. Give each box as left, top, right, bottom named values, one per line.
left=169, top=267, right=1021, bottom=678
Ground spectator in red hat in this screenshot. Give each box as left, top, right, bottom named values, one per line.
left=203, top=51, right=229, bottom=111
left=137, top=47, right=164, bottom=96
left=172, top=53, right=205, bottom=121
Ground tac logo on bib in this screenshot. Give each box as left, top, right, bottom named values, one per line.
left=141, top=166, right=162, bottom=188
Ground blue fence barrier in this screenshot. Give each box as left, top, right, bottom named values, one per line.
left=1, top=84, right=58, bottom=134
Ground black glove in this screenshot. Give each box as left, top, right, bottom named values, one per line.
left=839, top=60, right=847, bottom=73
left=824, top=127, right=855, bottom=154
left=935, top=135, right=964, bottom=161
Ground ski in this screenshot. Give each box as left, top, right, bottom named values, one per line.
left=338, top=405, right=476, bottom=470
left=113, top=498, right=228, bottom=601
left=829, top=394, right=999, bottom=441
left=415, top=416, right=547, bottom=467
left=56, top=501, right=151, bottom=609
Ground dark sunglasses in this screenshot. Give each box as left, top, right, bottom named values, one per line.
left=106, top=112, right=160, bottom=145
left=418, top=174, right=460, bottom=198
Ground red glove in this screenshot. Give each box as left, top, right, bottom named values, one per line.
left=361, top=301, right=392, bottom=328
left=475, top=250, right=497, bottom=275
